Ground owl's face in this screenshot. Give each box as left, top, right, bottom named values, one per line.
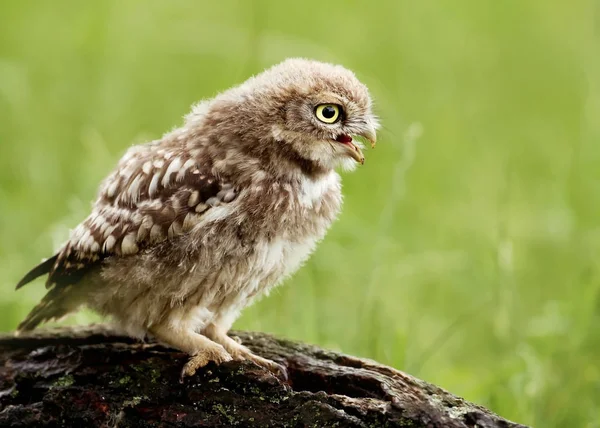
left=265, top=59, right=379, bottom=171
left=205, top=58, right=379, bottom=173
left=280, top=83, right=378, bottom=171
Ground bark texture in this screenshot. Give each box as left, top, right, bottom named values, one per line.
left=0, top=325, right=526, bottom=427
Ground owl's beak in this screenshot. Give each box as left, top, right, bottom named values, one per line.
left=348, top=144, right=365, bottom=165
left=358, top=125, right=377, bottom=148
left=335, top=134, right=365, bottom=164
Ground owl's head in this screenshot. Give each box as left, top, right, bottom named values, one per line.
left=202, top=58, right=379, bottom=175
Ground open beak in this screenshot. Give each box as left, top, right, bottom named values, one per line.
left=335, top=125, right=377, bottom=165
left=335, top=134, right=365, bottom=164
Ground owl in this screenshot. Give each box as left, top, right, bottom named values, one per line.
left=15, top=58, right=379, bottom=379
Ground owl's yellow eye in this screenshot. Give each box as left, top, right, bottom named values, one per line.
left=315, top=104, right=342, bottom=124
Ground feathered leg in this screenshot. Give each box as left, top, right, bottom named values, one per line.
left=149, top=321, right=232, bottom=381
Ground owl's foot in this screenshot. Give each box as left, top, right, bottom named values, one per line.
left=230, top=335, right=243, bottom=344
left=180, top=345, right=232, bottom=382
left=203, top=324, right=287, bottom=380
left=233, top=347, right=288, bottom=381
left=148, top=323, right=234, bottom=382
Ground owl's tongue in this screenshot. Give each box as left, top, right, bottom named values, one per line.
left=335, top=134, right=364, bottom=164
left=336, top=134, right=353, bottom=144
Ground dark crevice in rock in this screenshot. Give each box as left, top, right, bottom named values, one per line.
left=286, top=363, right=390, bottom=401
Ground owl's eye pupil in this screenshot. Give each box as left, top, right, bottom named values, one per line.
left=321, top=106, right=336, bottom=119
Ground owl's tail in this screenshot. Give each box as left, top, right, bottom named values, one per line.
left=15, top=254, right=58, bottom=290
left=14, top=254, right=65, bottom=332
left=17, top=286, right=75, bottom=333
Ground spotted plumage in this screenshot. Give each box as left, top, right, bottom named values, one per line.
left=16, top=58, right=379, bottom=379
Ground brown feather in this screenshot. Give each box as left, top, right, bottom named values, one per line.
left=15, top=255, right=58, bottom=290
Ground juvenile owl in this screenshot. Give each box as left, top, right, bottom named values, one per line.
left=16, top=58, right=379, bottom=379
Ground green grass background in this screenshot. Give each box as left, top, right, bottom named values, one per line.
left=1, top=1, right=599, bottom=426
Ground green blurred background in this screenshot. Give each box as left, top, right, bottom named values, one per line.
left=1, top=1, right=598, bottom=426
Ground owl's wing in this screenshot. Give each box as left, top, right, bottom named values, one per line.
left=16, top=141, right=238, bottom=290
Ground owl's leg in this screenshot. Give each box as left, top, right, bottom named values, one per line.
left=149, top=322, right=232, bottom=381
left=203, top=322, right=288, bottom=380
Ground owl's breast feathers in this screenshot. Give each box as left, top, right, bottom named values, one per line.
left=17, top=139, right=342, bottom=291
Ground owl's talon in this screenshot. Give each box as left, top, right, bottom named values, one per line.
left=271, top=361, right=289, bottom=382
left=251, top=356, right=288, bottom=381
left=179, top=346, right=232, bottom=382
left=234, top=347, right=288, bottom=380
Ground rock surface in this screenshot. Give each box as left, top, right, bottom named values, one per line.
left=0, top=325, right=527, bottom=427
